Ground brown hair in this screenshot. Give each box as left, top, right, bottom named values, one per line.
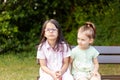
left=39, top=19, right=70, bottom=51
left=78, top=22, right=96, bottom=39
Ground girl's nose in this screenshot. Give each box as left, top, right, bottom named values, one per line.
left=49, top=30, right=53, bottom=32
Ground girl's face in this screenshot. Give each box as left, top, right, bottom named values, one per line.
left=44, top=22, right=58, bottom=41
left=77, top=32, right=93, bottom=49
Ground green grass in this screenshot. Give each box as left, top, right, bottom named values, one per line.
left=99, top=64, right=120, bottom=75
left=0, top=52, right=120, bottom=80
left=0, top=52, right=39, bottom=80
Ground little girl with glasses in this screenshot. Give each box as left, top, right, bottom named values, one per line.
left=70, top=22, right=101, bottom=80
left=37, top=19, right=73, bottom=80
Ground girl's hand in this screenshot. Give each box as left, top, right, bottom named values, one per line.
left=90, top=70, right=99, bottom=77
left=56, top=70, right=62, bottom=80
left=90, top=71, right=101, bottom=80
left=51, top=71, right=58, bottom=80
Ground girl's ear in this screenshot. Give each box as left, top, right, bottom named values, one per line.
left=89, top=38, right=94, bottom=44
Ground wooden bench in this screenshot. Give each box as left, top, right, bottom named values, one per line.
left=94, top=46, right=120, bottom=64
left=94, top=46, right=120, bottom=80
left=37, top=46, right=120, bottom=80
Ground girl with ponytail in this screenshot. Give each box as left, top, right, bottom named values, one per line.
left=70, top=22, right=101, bottom=80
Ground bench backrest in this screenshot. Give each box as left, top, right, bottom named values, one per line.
left=94, top=46, right=120, bottom=63
left=37, top=46, right=120, bottom=64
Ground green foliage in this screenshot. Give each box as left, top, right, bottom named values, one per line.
left=0, top=10, right=19, bottom=53
left=95, top=0, right=120, bottom=45
left=65, top=29, right=78, bottom=45
left=0, top=0, right=120, bottom=54
left=67, top=0, right=120, bottom=45
left=0, top=11, right=18, bottom=36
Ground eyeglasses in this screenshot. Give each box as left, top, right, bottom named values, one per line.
left=45, top=28, right=58, bottom=32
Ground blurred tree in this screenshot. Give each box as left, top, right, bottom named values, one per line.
left=0, top=0, right=119, bottom=54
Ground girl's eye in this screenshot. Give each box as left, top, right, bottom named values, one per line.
left=45, top=28, right=57, bottom=32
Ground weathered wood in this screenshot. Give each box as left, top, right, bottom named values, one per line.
left=94, top=46, right=120, bottom=63
left=102, top=75, right=120, bottom=80
left=94, top=46, right=120, bottom=54
left=98, top=55, right=120, bottom=63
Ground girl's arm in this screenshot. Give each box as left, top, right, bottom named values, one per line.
left=55, top=57, right=69, bottom=79
left=69, top=57, right=73, bottom=71
left=60, top=57, right=69, bottom=75
left=92, top=58, right=99, bottom=75
left=39, top=59, right=57, bottom=79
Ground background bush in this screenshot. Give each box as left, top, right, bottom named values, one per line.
left=0, top=0, right=120, bottom=54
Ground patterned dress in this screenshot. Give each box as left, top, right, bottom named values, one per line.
left=71, top=46, right=99, bottom=80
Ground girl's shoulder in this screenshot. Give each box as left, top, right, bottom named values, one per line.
left=71, top=46, right=79, bottom=51
left=89, top=46, right=100, bottom=54
left=37, top=42, right=46, bottom=50
left=90, top=46, right=98, bottom=51
left=59, top=42, right=71, bottom=52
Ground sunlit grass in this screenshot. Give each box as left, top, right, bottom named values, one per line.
left=99, top=64, right=120, bottom=75
left=0, top=53, right=39, bottom=80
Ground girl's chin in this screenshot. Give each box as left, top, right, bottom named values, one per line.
left=78, top=46, right=89, bottom=50
left=47, top=38, right=57, bottom=41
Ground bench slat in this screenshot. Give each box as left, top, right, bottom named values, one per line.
left=98, top=55, right=120, bottom=63
left=94, top=46, right=120, bottom=54
left=102, top=75, right=120, bottom=80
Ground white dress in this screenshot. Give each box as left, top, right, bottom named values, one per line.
left=37, top=41, right=73, bottom=80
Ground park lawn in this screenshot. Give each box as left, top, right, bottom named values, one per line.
left=99, top=64, right=120, bottom=75
left=0, top=53, right=39, bottom=80
left=0, top=53, right=120, bottom=80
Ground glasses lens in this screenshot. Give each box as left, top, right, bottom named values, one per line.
left=45, top=28, right=57, bottom=32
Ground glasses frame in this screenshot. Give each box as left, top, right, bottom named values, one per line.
left=45, top=28, right=58, bottom=32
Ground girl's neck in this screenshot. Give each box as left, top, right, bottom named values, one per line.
left=47, top=39, right=56, bottom=48
left=79, top=45, right=90, bottom=50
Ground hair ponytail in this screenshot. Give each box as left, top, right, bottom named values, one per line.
left=85, top=22, right=96, bottom=39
